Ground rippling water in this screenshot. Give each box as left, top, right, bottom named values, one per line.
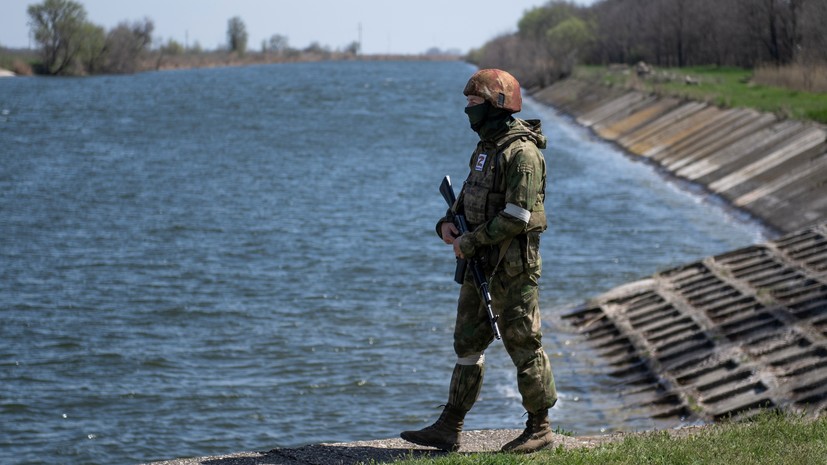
left=0, top=61, right=770, bottom=464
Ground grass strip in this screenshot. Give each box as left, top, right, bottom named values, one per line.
left=576, top=65, right=827, bottom=124
left=384, top=411, right=827, bottom=465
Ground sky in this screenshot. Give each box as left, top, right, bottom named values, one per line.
left=1, top=0, right=595, bottom=55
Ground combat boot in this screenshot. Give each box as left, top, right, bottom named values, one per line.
left=400, top=404, right=465, bottom=452
left=501, top=408, right=554, bottom=453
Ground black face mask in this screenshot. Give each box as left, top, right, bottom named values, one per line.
left=465, top=101, right=512, bottom=139
left=464, top=101, right=491, bottom=132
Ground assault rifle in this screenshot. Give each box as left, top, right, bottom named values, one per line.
left=439, top=175, right=502, bottom=340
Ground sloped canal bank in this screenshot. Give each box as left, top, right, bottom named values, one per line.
left=537, top=78, right=827, bottom=423
left=532, top=79, right=827, bottom=234
left=564, top=222, right=827, bottom=422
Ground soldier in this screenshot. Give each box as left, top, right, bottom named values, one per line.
left=401, top=69, right=557, bottom=454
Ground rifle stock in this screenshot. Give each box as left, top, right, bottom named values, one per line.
left=439, top=175, right=502, bottom=340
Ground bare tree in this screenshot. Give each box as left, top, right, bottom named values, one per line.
left=268, top=34, right=289, bottom=54
left=343, top=41, right=360, bottom=55
left=470, top=33, right=556, bottom=90
left=103, top=18, right=154, bottom=74
left=799, top=0, right=827, bottom=63
left=579, top=0, right=658, bottom=65
left=660, top=0, right=694, bottom=66
left=691, top=0, right=732, bottom=66
left=737, top=0, right=800, bottom=65
left=583, top=0, right=810, bottom=67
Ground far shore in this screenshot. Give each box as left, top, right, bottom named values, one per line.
left=0, top=48, right=464, bottom=78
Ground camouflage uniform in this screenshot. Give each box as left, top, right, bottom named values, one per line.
left=439, top=117, right=557, bottom=415
left=401, top=68, right=557, bottom=454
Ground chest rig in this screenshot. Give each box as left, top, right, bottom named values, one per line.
left=455, top=130, right=547, bottom=276
left=459, top=134, right=527, bottom=229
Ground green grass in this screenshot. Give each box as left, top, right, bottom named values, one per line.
left=575, top=65, right=827, bottom=124
left=385, top=412, right=827, bottom=465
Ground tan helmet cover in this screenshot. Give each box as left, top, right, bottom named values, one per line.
left=463, top=69, right=522, bottom=113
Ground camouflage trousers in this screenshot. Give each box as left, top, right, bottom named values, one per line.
left=448, top=264, right=557, bottom=414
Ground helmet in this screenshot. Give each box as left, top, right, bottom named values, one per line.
left=463, top=69, right=522, bottom=113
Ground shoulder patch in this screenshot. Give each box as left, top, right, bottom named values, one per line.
left=475, top=153, right=488, bottom=171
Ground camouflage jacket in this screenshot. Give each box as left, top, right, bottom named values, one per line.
left=438, top=117, right=548, bottom=275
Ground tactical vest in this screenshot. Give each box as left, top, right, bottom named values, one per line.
left=456, top=126, right=547, bottom=275
left=459, top=130, right=546, bottom=232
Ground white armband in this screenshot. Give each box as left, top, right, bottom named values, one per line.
left=504, top=203, right=531, bottom=223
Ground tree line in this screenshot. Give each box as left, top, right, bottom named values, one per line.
left=22, top=0, right=361, bottom=76
left=470, top=0, right=827, bottom=90
left=27, top=0, right=153, bottom=75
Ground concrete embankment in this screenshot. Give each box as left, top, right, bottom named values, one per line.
left=564, top=221, right=827, bottom=422
left=531, top=79, right=827, bottom=233
left=542, top=78, right=827, bottom=423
